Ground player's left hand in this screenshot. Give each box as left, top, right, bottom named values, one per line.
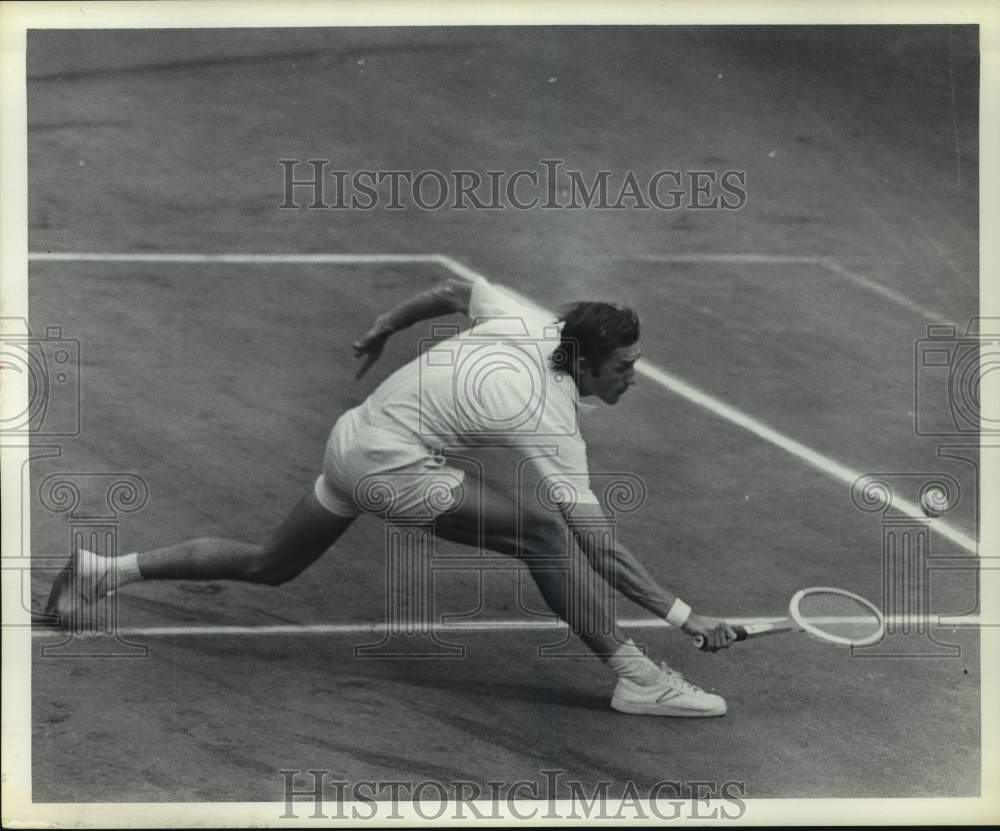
left=681, top=613, right=738, bottom=652
left=352, top=320, right=392, bottom=379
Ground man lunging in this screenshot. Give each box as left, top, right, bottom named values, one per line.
left=47, top=274, right=736, bottom=716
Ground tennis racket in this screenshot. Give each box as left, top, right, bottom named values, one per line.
left=692, top=586, right=884, bottom=651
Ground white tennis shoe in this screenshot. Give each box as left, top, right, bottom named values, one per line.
left=44, top=548, right=113, bottom=631
left=610, top=663, right=727, bottom=718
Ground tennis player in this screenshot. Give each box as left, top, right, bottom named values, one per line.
left=46, top=274, right=737, bottom=717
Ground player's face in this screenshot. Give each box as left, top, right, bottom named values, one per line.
left=580, top=344, right=641, bottom=404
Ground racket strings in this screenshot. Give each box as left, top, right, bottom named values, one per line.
left=794, top=590, right=883, bottom=644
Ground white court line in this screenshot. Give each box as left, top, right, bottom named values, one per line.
left=28, top=252, right=440, bottom=265
left=817, top=259, right=946, bottom=322
left=27, top=250, right=979, bottom=554
left=22, top=250, right=954, bottom=320
left=29, top=614, right=982, bottom=638
left=27, top=618, right=756, bottom=638
left=635, top=252, right=947, bottom=322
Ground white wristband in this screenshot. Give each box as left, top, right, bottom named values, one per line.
left=666, top=599, right=692, bottom=628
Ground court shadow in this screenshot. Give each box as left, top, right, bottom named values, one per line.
left=365, top=665, right=609, bottom=712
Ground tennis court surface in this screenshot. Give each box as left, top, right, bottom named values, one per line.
left=23, top=26, right=985, bottom=803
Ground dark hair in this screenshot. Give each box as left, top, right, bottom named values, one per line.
left=550, top=301, right=640, bottom=377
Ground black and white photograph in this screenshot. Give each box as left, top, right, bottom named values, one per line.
left=2, top=1, right=998, bottom=826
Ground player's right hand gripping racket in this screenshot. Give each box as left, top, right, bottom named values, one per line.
left=692, top=586, right=885, bottom=650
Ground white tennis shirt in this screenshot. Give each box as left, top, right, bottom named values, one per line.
left=358, top=276, right=600, bottom=506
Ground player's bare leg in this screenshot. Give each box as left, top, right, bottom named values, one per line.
left=432, top=476, right=626, bottom=658
left=137, top=489, right=355, bottom=584
left=45, top=489, right=355, bottom=622
left=433, top=476, right=727, bottom=717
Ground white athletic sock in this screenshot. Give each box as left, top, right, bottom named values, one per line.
left=608, top=639, right=662, bottom=686
left=114, top=553, right=144, bottom=586
left=78, top=550, right=143, bottom=587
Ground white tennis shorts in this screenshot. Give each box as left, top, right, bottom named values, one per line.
left=313, top=407, right=465, bottom=519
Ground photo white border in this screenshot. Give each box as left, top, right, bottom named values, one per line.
left=2, top=1, right=997, bottom=826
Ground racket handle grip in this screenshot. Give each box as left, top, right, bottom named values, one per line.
left=692, top=624, right=748, bottom=651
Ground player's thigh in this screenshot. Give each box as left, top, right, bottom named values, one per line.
left=434, top=474, right=563, bottom=558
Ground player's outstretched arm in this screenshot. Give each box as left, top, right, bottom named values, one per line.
left=565, top=504, right=737, bottom=651
left=352, top=277, right=474, bottom=378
